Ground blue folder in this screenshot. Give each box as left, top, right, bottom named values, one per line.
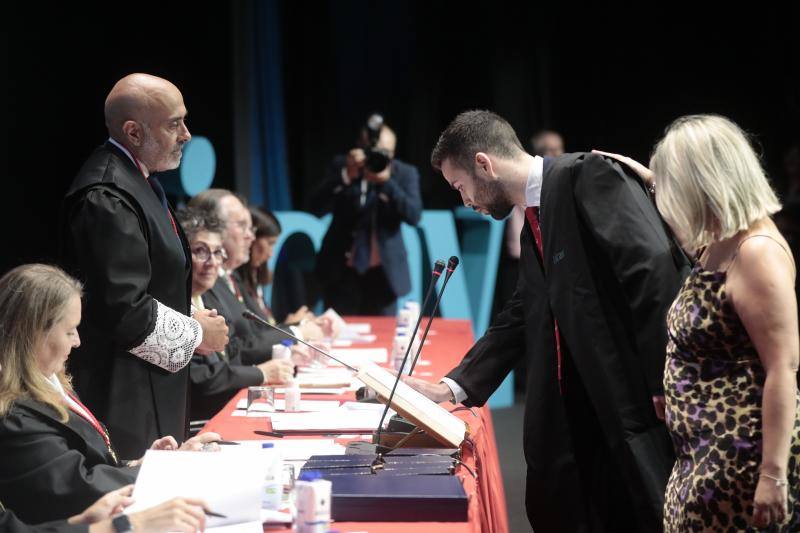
left=324, top=474, right=469, bottom=522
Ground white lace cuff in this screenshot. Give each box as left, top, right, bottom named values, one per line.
left=129, top=300, right=203, bottom=373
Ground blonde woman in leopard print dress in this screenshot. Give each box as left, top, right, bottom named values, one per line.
left=599, top=114, right=799, bottom=532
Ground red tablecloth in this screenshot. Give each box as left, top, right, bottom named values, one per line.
left=202, top=317, right=508, bottom=533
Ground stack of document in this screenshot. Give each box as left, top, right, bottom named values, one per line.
left=126, top=449, right=267, bottom=530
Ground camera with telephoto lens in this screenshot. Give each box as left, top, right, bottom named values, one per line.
left=363, top=113, right=391, bottom=173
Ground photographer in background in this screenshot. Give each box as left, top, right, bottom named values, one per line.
left=309, top=115, right=422, bottom=316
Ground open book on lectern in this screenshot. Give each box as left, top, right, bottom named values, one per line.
left=355, top=362, right=468, bottom=448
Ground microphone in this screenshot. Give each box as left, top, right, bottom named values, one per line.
left=374, top=257, right=457, bottom=447
left=356, top=260, right=445, bottom=403
left=409, top=256, right=459, bottom=375
left=399, top=260, right=445, bottom=369
left=242, top=310, right=357, bottom=371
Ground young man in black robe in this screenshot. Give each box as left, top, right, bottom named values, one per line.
left=406, top=110, right=690, bottom=532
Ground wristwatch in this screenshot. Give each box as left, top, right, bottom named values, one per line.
left=111, top=514, right=133, bottom=532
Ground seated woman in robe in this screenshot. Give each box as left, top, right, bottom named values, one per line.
left=0, top=264, right=221, bottom=523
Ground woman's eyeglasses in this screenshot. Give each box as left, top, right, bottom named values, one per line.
left=191, top=246, right=227, bottom=263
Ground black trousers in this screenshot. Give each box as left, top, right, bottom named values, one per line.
left=323, top=266, right=397, bottom=316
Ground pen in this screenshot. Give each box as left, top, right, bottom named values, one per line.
left=205, top=510, right=227, bottom=518
left=254, top=430, right=285, bottom=438
left=210, top=440, right=240, bottom=445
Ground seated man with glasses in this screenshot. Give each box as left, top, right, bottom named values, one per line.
left=176, top=208, right=294, bottom=421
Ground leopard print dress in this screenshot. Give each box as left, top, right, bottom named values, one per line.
left=663, top=261, right=800, bottom=532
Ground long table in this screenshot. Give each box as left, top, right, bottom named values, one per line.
left=202, top=317, right=508, bottom=533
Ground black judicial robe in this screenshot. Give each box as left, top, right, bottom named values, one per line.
left=60, top=142, right=193, bottom=459
left=0, top=399, right=138, bottom=523
left=189, top=345, right=263, bottom=421
left=232, top=270, right=278, bottom=324
left=202, top=277, right=289, bottom=366
left=447, top=153, right=690, bottom=532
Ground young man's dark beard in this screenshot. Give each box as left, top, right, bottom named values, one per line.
left=473, top=177, right=515, bottom=220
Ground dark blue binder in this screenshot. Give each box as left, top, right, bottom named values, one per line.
left=325, top=474, right=469, bottom=522
left=301, top=454, right=456, bottom=476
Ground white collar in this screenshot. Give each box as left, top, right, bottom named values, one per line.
left=525, top=156, right=544, bottom=208
left=108, top=137, right=148, bottom=177
left=43, top=373, right=64, bottom=394
left=43, top=373, right=92, bottom=420
left=192, top=294, right=206, bottom=310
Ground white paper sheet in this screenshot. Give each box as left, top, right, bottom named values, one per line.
left=342, top=323, right=372, bottom=334
left=231, top=409, right=269, bottom=418
left=295, top=373, right=355, bottom=388
left=234, top=399, right=341, bottom=412
left=343, top=333, right=377, bottom=343
left=269, top=409, right=388, bottom=432
left=223, top=439, right=345, bottom=461
left=260, top=508, right=293, bottom=524
left=340, top=401, right=396, bottom=418
left=207, top=521, right=264, bottom=533
left=126, top=449, right=267, bottom=528
left=274, top=387, right=345, bottom=395
left=329, top=347, right=388, bottom=365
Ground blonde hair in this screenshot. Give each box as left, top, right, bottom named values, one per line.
left=0, top=264, right=83, bottom=422
left=651, top=114, right=782, bottom=251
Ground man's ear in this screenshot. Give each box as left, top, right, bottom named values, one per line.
left=474, top=152, right=496, bottom=179
left=122, top=120, right=144, bottom=147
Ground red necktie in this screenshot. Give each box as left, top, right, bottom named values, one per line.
left=525, top=206, right=565, bottom=395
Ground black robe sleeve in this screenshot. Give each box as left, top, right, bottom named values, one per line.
left=65, top=188, right=156, bottom=350
left=445, top=272, right=528, bottom=406
left=202, top=282, right=289, bottom=366
left=572, top=154, right=683, bottom=394
left=189, top=353, right=263, bottom=397
left=189, top=348, right=265, bottom=420
left=0, top=511, right=87, bottom=533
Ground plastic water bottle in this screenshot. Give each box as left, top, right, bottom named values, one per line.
left=394, top=327, right=420, bottom=372
left=392, top=332, right=412, bottom=375
left=295, top=470, right=331, bottom=533
left=284, top=380, right=301, bottom=412
left=261, top=443, right=283, bottom=510
left=397, top=308, right=413, bottom=328
left=403, top=301, right=420, bottom=329
left=272, top=342, right=289, bottom=361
